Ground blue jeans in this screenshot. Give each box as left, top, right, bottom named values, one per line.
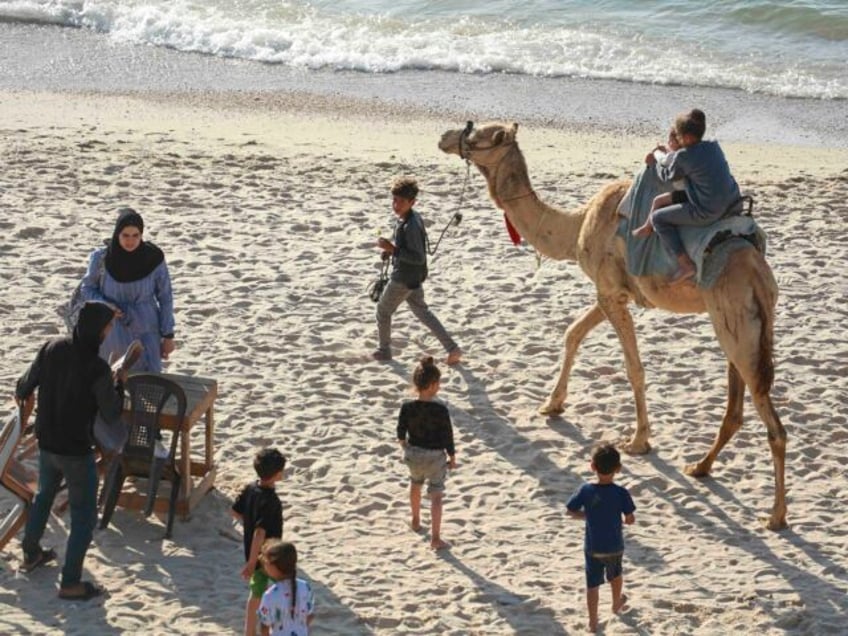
left=375, top=280, right=458, bottom=355
left=23, top=450, right=98, bottom=587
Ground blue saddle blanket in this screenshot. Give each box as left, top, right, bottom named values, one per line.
left=617, top=166, right=767, bottom=288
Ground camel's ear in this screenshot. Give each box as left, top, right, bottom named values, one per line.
left=493, top=123, right=519, bottom=146
left=506, top=122, right=519, bottom=143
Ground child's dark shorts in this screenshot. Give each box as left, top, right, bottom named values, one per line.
left=584, top=551, right=623, bottom=588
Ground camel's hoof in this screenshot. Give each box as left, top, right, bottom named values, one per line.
left=538, top=402, right=564, bottom=416
left=764, top=516, right=788, bottom=531
left=684, top=462, right=710, bottom=478
left=622, top=440, right=651, bottom=455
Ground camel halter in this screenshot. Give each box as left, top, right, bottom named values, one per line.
left=483, top=143, right=537, bottom=207
left=458, top=120, right=474, bottom=161
left=458, top=123, right=536, bottom=204
left=427, top=157, right=471, bottom=257
left=460, top=124, right=545, bottom=260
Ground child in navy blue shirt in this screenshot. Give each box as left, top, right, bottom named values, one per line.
left=567, top=444, right=636, bottom=632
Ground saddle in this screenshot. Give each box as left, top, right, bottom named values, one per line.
left=619, top=168, right=766, bottom=287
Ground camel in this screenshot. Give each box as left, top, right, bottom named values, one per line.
left=438, top=121, right=787, bottom=530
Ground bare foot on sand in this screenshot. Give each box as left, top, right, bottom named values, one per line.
left=410, top=519, right=422, bottom=532
left=613, top=593, right=629, bottom=614
left=446, top=348, right=462, bottom=366
left=430, top=538, right=450, bottom=550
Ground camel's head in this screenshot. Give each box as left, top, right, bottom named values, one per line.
left=438, top=121, right=519, bottom=165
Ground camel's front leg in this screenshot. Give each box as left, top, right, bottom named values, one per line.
left=597, top=295, right=650, bottom=454
left=685, top=362, right=745, bottom=477
left=540, top=303, right=606, bottom=415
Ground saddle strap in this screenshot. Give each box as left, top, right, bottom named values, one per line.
left=723, top=194, right=755, bottom=219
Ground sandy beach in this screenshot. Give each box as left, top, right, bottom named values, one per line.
left=1, top=88, right=847, bottom=635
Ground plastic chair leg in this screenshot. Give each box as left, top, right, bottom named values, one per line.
left=99, top=464, right=125, bottom=530
left=144, top=457, right=166, bottom=517
left=165, top=472, right=181, bottom=539
left=98, top=454, right=121, bottom=508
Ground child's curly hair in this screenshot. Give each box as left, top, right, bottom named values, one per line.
left=391, top=177, right=419, bottom=201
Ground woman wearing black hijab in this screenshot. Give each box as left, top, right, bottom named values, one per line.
left=80, top=208, right=175, bottom=372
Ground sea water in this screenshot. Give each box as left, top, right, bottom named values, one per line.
left=0, top=1, right=846, bottom=146
left=1, top=0, right=846, bottom=99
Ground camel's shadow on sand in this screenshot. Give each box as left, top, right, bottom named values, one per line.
left=635, top=449, right=848, bottom=630
left=400, top=358, right=847, bottom=632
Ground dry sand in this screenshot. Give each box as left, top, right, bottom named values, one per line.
left=1, top=89, right=847, bottom=635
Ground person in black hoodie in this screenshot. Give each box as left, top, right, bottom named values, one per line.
left=15, top=301, right=126, bottom=600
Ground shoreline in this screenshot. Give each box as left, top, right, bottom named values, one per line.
left=2, top=89, right=847, bottom=183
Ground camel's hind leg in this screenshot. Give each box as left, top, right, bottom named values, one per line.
left=540, top=303, right=606, bottom=415
left=685, top=362, right=745, bottom=477
left=752, top=391, right=787, bottom=529
left=704, top=250, right=786, bottom=529
left=688, top=367, right=786, bottom=530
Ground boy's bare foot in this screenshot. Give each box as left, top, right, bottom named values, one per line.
left=409, top=519, right=422, bottom=532
left=669, top=254, right=696, bottom=286
left=587, top=620, right=598, bottom=632
left=430, top=538, right=450, bottom=550
left=631, top=224, right=653, bottom=238
left=668, top=263, right=696, bottom=286
left=446, top=348, right=462, bottom=366
left=613, top=593, right=628, bottom=614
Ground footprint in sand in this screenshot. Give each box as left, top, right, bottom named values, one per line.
left=17, top=227, right=46, bottom=239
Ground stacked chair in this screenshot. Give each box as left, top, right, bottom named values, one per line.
left=0, top=407, right=35, bottom=550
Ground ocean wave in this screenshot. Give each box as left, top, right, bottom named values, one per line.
left=726, top=0, right=848, bottom=42
left=1, top=0, right=845, bottom=99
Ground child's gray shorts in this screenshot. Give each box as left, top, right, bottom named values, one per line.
left=404, top=445, right=448, bottom=493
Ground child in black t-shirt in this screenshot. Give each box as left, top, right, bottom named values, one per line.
left=397, top=356, right=456, bottom=550
left=232, top=447, right=286, bottom=636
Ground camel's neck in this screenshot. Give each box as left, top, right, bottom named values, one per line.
left=482, top=145, right=582, bottom=261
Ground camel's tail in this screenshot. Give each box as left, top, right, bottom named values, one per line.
left=752, top=257, right=777, bottom=395
left=711, top=247, right=778, bottom=396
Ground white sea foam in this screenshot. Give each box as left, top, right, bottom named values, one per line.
left=1, top=0, right=846, bottom=99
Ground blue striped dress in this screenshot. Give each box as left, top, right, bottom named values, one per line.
left=80, top=247, right=175, bottom=373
